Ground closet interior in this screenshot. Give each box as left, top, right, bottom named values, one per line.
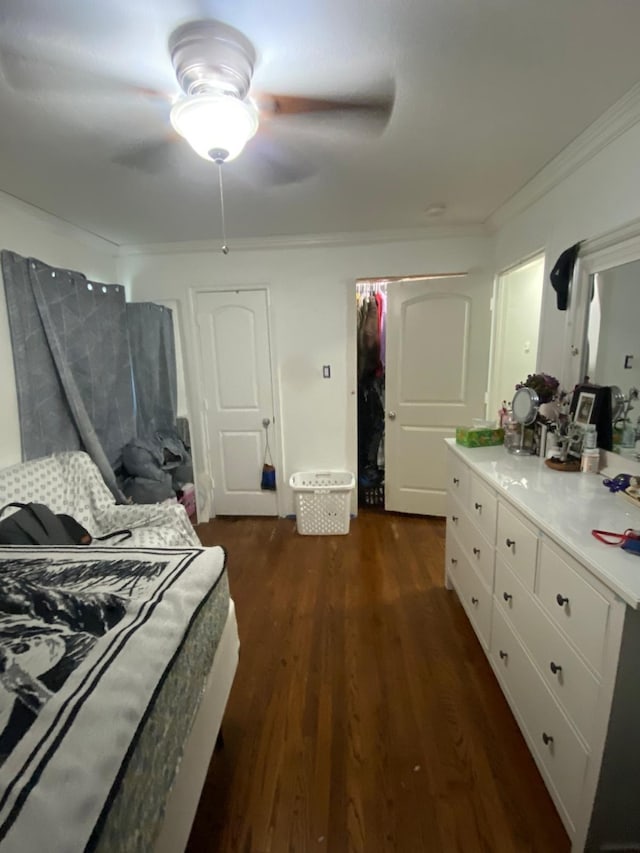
left=356, top=279, right=387, bottom=508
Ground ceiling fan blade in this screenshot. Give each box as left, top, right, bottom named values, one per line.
left=229, top=127, right=317, bottom=188
left=0, top=0, right=177, bottom=99
left=112, top=137, right=177, bottom=175
left=0, top=43, right=171, bottom=102
left=255, top=88, right=395, bottom=134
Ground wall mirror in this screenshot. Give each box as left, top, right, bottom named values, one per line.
left=569, top=223, right=640, bottom=389
left=568, top=221, right=640, bottom=454
left=584, top=258, right=640, bottom=390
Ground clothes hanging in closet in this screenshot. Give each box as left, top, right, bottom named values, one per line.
left=358, top=294, right=381, bottom=381
left=356, top=285, right=386, bottom=490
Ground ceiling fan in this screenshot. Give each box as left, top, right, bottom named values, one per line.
left=0, top=14, right=394, bottom=186
left=158, top=19, right=395, bottom=177
left=105, top=18, right=391, bottom=251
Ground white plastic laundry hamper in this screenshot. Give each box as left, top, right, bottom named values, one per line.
left=290, top=471, right=355, bottom=535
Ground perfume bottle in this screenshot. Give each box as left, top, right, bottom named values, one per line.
left=621, top=422, right=636, bottom=448
left=583, top=424, right=597, bottom=450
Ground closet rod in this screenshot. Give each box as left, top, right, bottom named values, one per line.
left=355, top=281, right=387, bottom=294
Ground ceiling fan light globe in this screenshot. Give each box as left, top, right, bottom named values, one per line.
left=169, top=94, right=259, bottom=162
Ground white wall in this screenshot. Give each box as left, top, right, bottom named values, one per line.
left=492, top=119, right=640, bottom=389
left=0, top=192, right=118, bottom=469
left=119, top=232, right=492, bottom=516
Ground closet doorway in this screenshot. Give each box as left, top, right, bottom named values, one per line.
left=356, top=281, right=387, bottom=508
left=356, top=273, right=493, bottom=516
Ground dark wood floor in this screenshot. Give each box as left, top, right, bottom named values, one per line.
left=187, top=512, right=570, bottom=853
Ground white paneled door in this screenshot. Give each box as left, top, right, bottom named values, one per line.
left=196, top=289, right=277, bottom=516
left=385, top=275, right=492, bottom=516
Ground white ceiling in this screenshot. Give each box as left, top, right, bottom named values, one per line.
left=1, top=0, right=640, bottom=247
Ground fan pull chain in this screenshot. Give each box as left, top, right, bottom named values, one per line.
left=217, top=163, right=229, bottom=255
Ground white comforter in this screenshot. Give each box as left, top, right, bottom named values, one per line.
left=0, top=544, right=226, bottom=853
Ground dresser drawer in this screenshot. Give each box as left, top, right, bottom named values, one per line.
left=448, top=451, right=470, bottom=510
left=491, top=606, right=588, bottom=833
left=538, top=541, right=610, bottom=676
left=445, top=526, right=463, bottom=584
left=495, top=557, right=600, bottom=747
left=447, top=494, right=464, bottom=533
left=496, top=501, right=538, bottom=590
left=456, top=511, right=495, bottom=590
left=449, top=546, right=491, bottom=649
left=469, top=475, right=497, bottom=543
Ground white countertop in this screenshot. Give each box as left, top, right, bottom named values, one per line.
left=446, top=438, right=640, bottom=609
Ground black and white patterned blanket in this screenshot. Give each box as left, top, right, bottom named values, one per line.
left=0, top=545, right=227, bottom=853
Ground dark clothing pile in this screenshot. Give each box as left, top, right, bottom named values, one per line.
left=120, top=431, right=193, bottom=504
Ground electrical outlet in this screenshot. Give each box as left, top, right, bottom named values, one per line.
left=323, top=365, right=331, bottom=378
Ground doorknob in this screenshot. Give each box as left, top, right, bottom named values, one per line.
left=388, top=411, right=396, bottom=420
left=262, top=417, right=271, bottom=428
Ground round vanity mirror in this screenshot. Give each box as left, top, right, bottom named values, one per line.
left=611, top=385, right=625, bottom=424
left=512, top=387, right=540, bottom=425
left=509, top=387, right=540, bottom=455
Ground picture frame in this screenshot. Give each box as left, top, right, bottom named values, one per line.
left=574, top=390, right=596, bottom=426
left=569, top=383, right=613, bottom=449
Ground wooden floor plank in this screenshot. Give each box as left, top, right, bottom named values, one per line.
left=187, top=513, right=570, bottom=853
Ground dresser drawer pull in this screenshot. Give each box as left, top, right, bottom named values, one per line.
left=502, top=591, right=512, bottom=603
left=549, top=661, right=562, bottom=675
left=556, top=593, right=569, bottom=607
left=450, top=557, right=458, bottom=566
left=473, top=547, right=481, bottom=556
left=452, top=515, right=459, bottom=523
left=471, top=596, right=479, bottom=606
left=499, top=649, right=508, bottom=661
left=474, top=502, right=482, bottom=511
left=542, top=732, right=554, bottom=746
left=453, top=477, right=460, bottom=485
left=505, top=538, right=515, bottom=549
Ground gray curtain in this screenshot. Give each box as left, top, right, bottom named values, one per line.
left=126, top=302, right=177, bottom=435
left=1, top=250, right=135, bottom=501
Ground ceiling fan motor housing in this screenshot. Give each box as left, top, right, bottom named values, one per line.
left=210, top=147, right=229, bottom=163
left=169, top=20, right=256, bottom=98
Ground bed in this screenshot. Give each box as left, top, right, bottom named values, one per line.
left=0, top=543, right=239, bottom=853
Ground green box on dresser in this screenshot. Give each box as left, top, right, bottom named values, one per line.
left=455, top=426, right=505, bottom=447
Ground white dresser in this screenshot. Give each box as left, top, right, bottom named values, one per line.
left=445, top=439, right=640, bottom=852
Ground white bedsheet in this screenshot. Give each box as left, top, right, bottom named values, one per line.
left=0, top=451, right=200, bottom=548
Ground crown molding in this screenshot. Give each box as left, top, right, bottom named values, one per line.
left=0, top=188, right=119, bottom=253
left=117, top=223, right=490, bottom=257
left=579, top=214, right=640, bottom=258
left=576, top=215, right=640, bottom=273
left=488, top=80, right=640, bottom=231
